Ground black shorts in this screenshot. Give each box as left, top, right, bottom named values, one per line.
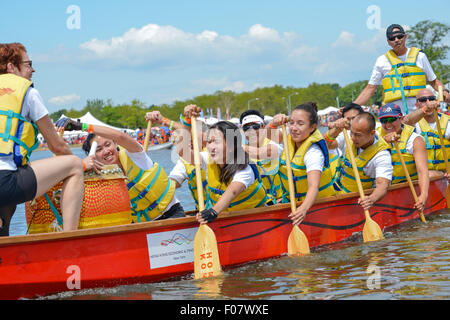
left=0, top=165, right=37, bottom=206
left=155, top=202, right=186, bottom=220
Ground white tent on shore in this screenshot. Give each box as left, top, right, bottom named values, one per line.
left=57, top=112, right=135, bottom=134
left=318, top=106, right=339, bottom=116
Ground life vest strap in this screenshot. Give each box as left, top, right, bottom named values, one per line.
left=132, top=179, right=172, bottom=222
left=44, top=193, right=63, bottom=226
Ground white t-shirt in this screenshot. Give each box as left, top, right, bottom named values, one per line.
left=169, top=151, right=255, bottom=190
left=368, top=47, right=437, bottom=114
left=0, top=87, right=48, bottom=171
left=404, top=132, right=425, bottom=154
left=303, top=144, right=325, bottom=173
left=336, top=133, right=393, bottom=182
left=414, top=121, right=450, bottom=140
left=126, top=147, right=180, bottom=213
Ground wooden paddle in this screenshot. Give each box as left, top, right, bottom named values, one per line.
left=434, top=86, right=450, bottom=208
left=281, top=125, right=310, bottom=255
left=192, top=116, right=222, bottom=279
left=393, top=142, right=426, bottom=223
left=143, top=120, right=152, bottom=152
left=342, top=128, right=384, bottom=242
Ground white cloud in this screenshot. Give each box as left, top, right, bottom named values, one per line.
left=332, top=31, right=355, bottom=48
left=78, top=23, right=300, bottom=68
left=223, top=81, right=246, bottom=92
left=49, top=94, right=81, bottom=106
left=247, top=24, right=280, bottom=41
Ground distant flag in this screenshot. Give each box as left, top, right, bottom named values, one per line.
left=206, top=108, right=210, bottom=117
left=209, top=108, right=213, bottom=118
left=226, top=107, right=230, bottom=120
left=217, top=107, right=221, bottom=120
left=200, top=109, right=204, bottom=118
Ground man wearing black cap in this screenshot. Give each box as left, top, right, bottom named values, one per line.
left=354, top=23, right=449, bottom=114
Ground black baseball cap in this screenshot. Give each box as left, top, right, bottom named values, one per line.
left=386, top=24, right=405, bottom=38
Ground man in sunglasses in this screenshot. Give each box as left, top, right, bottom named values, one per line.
left=377, top=103, right=429, bottom=212
left=240, top=110, right=283, bottom=200
left=354, top=24, right=449, bottom=114
left=409, top=89, right=450, bottom=174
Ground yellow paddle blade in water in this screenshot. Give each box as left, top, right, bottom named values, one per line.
left=194, top=224, right=222, bottom=279
left=362, top=211, right=384, bottom=243
left=287, top=225, right=310, bottom=256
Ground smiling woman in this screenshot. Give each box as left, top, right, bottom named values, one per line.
left=56, top=116, right=186, bottom=223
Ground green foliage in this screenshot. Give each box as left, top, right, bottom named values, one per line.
left=407, top=20, right=450, bottom=81
left=49, top=82, right=374, bottom=128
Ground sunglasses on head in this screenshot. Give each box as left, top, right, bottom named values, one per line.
left=380, top=116, right=399, bottom=124
left=388, top=34, right=405, bottom=41
left=242, top=123, right=262, bottom=132
left=417, top=96, right=437, bottom=103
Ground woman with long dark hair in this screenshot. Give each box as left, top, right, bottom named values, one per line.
left=183, top=106, right=272, bottom=224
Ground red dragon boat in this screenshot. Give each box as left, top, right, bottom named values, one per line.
left=0, top=177, right=448, bottom=300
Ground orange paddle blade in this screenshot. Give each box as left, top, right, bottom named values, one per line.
left=194, top=224, right=222, bottom=279
left=287, top=225, right=310, bottom=256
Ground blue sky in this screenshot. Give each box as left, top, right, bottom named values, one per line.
left=1, top=0, right=449, bottom=113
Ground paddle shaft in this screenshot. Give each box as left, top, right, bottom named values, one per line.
left=282, top=124, right=311, bottom=255
left=281, top=125, right=297, bottom=214
left=433, top=86, right=449, bottom=172
left=143, top=120, right=152, bottom=153
left=393, top=142, right=426, bottom=222
left=191, top=116, right=205, bottom=211
left=342, top=129, right=371, bottom=220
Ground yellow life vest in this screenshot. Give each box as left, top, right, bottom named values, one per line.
left=118, top=148, right=176, bottom=222
left=180, top=157, right=207, bottom=210
left=335, top=135, right=391, bottom=193
left=278, top=129, right=336, bottom=202
left=377, top=124, right=418, bottom=184
left=0, top=74, right=39, bottom=166
left=250, top=137, right=283, bottom=199
left=206, top=158, right=272, bottom=212
left=417, top=115, right=450, bottom=171
left=382, top=47, right=427, bottom=113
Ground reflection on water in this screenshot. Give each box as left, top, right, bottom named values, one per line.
left=37, top=212, right=450, bottom=300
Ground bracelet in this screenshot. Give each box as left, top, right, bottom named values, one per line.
left=82, top=123, right=88, bottom=131
left=87, top=124, right=94, bottom=134
left=269, top=122, right=278, bottom=129
left=325, top=131, right=336, bottom=141
left=180, top=114, right=192, bottom=127
left=83, top=161, right=86, bottom=172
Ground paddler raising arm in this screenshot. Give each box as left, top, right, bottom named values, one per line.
left=56, top=118, right=186, bottom=222
left=331, top=112, right=393, bottom=211
left=146, top=107, right=210, bottom=211
left=270, top=102, right=336, bottom=225
left=183, top=106, right=272, bottom=224
left=377, top=103, right=429, bottom=212
left=239, top=109, right=283, bottom=201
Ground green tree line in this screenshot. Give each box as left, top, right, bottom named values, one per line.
left=50, top=81, right=381, bottom=129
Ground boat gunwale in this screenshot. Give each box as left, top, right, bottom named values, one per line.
left=0, top=176, right=444, bottom=246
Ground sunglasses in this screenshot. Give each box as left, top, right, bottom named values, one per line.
left=388, top=34, right=405, bottom=41
left=242, top=123, right=262, bottom=132
left=21, top=60, right=32, bottom=68
left=417, top=96, right=437, bottom=103
left=380, top=117, right=399, bottom=124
